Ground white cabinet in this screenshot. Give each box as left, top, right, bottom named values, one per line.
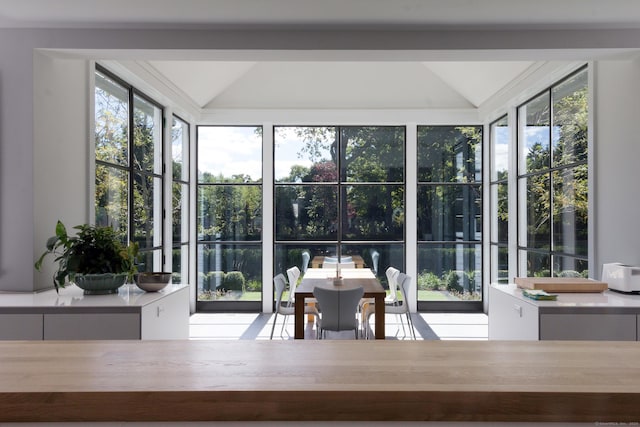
left=539, top=313, right=636, bottom=340
left=489, top=284, right=640, bottom=341
left=0, top=284, right=189, bottom=340
left=0, top=314, right=43, bottom=340
left=44, top=313, right=140, bottom=340
left=488, top=285, right=539, bottom=340
left=140, top=285, right=189, bottom=339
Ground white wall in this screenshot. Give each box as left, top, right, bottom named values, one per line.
left=0, top=32, right=37, bottom=292
left=592, top=59, right=640, bottom=273
left=2, top=27, right=640, bottom=293
left=32, top=52, right=91, bottom=291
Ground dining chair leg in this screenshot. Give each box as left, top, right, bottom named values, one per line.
left=270, top=313, right=278, bottom=340
left=396, top=312, right=407, bottom=339
left=406, top=312, right=417, bottom=340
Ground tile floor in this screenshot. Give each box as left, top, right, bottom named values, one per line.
left=189, top=311, right=488, bottom=340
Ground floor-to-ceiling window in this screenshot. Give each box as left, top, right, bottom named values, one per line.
left=196, top=126, right=263, bottom=310
left=171, top=115, right=190, bottom=284
left=274, top=126, right=405, bottom=293
left=417, top=126, right=483, bottom=311
left=517, top=66, right=588, bottom=277
left=94, top=65, right=164, bottom=271
left=490, top=116, right=510, bottom=284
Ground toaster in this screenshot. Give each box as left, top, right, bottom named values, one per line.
left=602, top=263, right=640, bottom=293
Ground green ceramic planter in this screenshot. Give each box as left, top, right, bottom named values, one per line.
left=74, top=273, right=127, bottom=295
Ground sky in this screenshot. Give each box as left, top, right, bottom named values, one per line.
left=197, top=126, right=329, bottom=181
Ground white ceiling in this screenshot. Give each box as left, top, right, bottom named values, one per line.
left=4, top=0, right=640, bottom=110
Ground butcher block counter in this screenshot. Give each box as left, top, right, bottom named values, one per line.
left=0, top=339, right=639, bottom=423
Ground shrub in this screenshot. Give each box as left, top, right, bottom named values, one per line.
left=418, top=272, right=442, bottom=290
left=557, top=270, right=581, bottom=278
left=223, top=271, right=245, bottom=292
left=445, top=270, right=463, bottom=293
left=245, top=279, right=261, bottom=292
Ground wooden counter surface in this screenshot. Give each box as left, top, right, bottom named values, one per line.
left=1, top=340, right=639, bottom=423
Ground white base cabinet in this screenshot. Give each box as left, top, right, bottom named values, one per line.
left=0, top=284, right=189, bottom=340
left=0, top=314, right=43, bottom=340
left=489, top=284, right=640, bottom=341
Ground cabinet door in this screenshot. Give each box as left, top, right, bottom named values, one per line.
left=44, top=313, right=140, bottom=340
left=0, top=314, right=43, bottom=340
left=141, top=287, right=189, bottom=340
left=488, top=286, right=539, bottom=340
left=540, top=314, right=636, bottom=341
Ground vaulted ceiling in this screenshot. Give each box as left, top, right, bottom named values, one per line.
left=144, top=60, right=535, bottom=110
left=3, top=0, right=640, bottom=110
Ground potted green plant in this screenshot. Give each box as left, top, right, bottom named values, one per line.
left=35, top=220, right=139, bottom=294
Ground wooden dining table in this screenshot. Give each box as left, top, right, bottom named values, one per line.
left=294, top=268, right=386, bottom=339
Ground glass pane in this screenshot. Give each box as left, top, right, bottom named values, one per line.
left=198, top=126, right=262, bottom=183
left=554, top=256, right=588, bottom=278
left=553, top=166, right=588, bottom=256
left=418, top=185, right=482, bottom=242
left=133, top=94, right=163, bottom=174
left=137, top=248, right=163, bottom=273
left=521, top=174, right=550, bottom=250
left=172, top=182, right=189, bottom=244
left=274, top=244, right=337, bottom=277
left=274, top=185, right=337, bottom=241
left=197, top=244, right=262, bottom=301
left=519, top=92, right=550, bottom=174
left=198, top=184, right=262, bottom=242
left=95, top=164, right=128, bottom=242
left=552, top=69, right=588, bottom=167
left=340, top=244, right=404, bottom=284
left=342, top=185, right=404, bottom=241
left=172, top=244, right=188, bottom=284
left=493, top=182, right=508, bottom=244
left=417, top=243, right=481, bottom=301
left=172, top=116, right=189, bottom=181
left=341, top=126, right=405, bottom=182
left=417, top=126, right=482, bottom=183
left=274, top=126, right=337, bottom=183
left=491, top=116, right=509, bottom=182
left=95, top=71, right=129, bottom=166
left=523, top=250, right=551, bottom=277
left=490, top=245, right=509, bottom=284
left=133, top=174, right=162, bottom=250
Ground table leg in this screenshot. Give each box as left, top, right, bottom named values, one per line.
left=294, top=295, right=304, bottom=339
left=374, top=294, right=385, bottom=340
left=307, top=302, right=316, bottom=323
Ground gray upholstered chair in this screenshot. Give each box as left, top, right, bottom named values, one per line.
left=312, top=286, right=364, bottom=339
left=270, top=274, right=319, bottom=339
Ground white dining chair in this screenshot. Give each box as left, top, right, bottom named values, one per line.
left=270, top=274, right=319, bottom=339
left=363, top=272, right=416, bottom=339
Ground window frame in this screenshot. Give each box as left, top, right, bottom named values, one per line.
left=94, top=64, right=165, bottom=271
left=516, top=66, right=589, bottom=278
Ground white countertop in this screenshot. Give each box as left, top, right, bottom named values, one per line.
left=0, top=283, right=189, bottom=309
left=493, top=283, right=640, bottom=309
